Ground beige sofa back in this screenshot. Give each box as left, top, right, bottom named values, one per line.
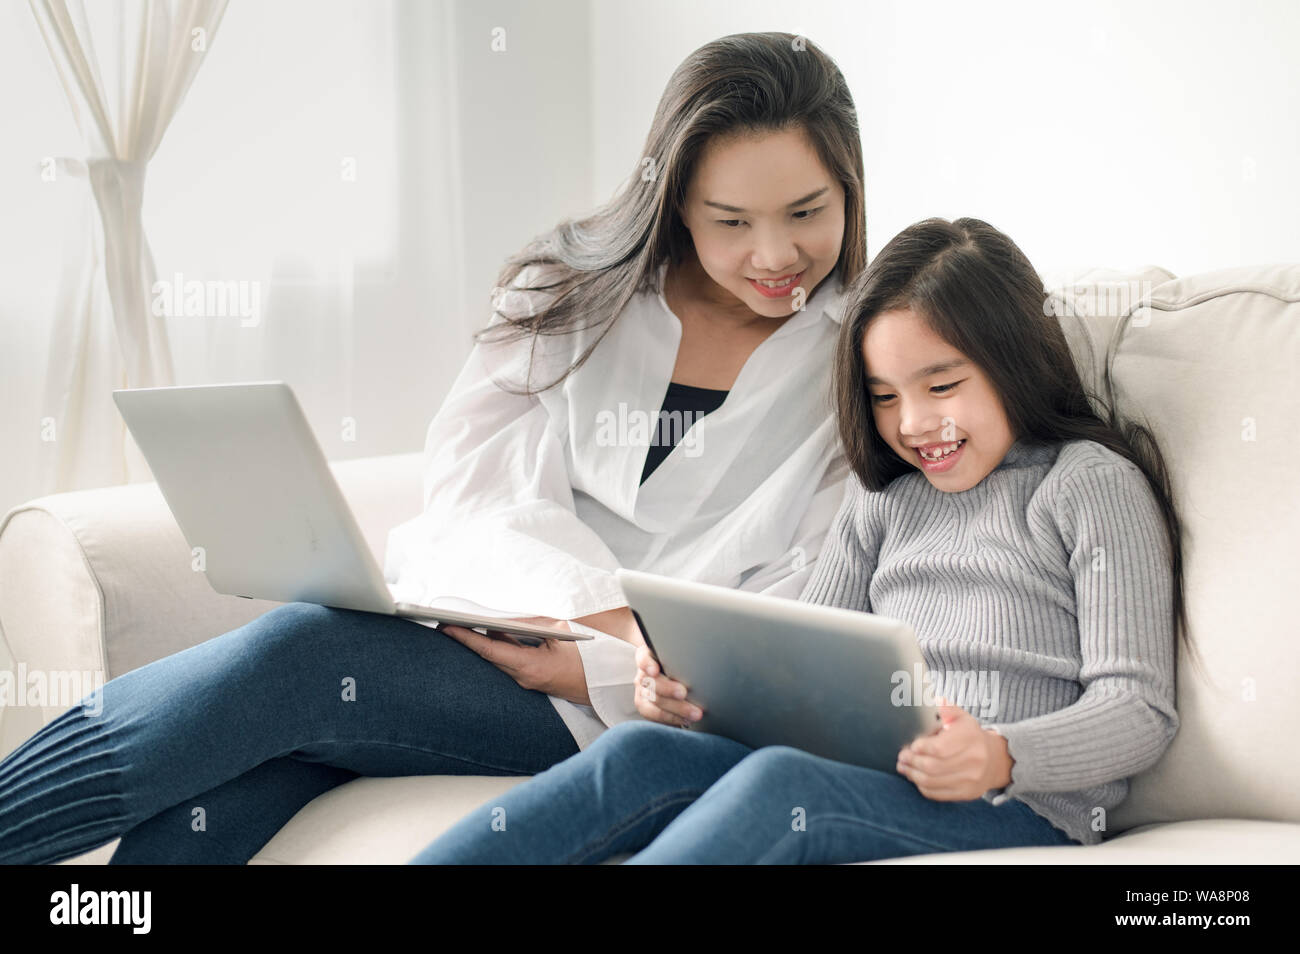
left=1092, top=265, right=1300, bottom=832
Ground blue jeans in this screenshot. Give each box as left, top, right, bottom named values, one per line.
left=411, top=720, right=1080, bottom=864
left=0, top=602, right=579, bottom=864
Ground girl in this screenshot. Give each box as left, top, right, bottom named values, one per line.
left=411, top=217, right=1200, bottom=865
left=0, top=33, right=867, bottom=864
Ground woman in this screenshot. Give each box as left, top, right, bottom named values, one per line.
left=0, top=31, right=867, bottom=864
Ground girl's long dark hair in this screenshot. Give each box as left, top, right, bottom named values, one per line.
left=480, top=31, right=867, bottom=393
left=834, top=217, right=1199, bottom=674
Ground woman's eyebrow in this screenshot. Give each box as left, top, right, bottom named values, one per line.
left=703, top=187, right=830, bottom=214
left=866, top=359, right=970, bottom=387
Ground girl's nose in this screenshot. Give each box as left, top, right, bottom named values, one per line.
left=899, top=404, right=943, bottom=440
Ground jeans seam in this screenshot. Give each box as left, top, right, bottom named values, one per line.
left=755, top=809, right=1065, bottom=863
left=281, top=737, right=569, bottom=778
left=757, top=812, right=954, bottom=863
left=567, top=789, right=706, bottom=864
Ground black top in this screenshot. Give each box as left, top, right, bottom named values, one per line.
left=639, top=381, right=729, bottom=484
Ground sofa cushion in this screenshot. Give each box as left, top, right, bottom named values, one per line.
left=1101, top=265, right=1300, bottom=833
left=251, top=775, right=529, bottom=864
left=55, top=778, right=1298, bottom=865
left=1048, top=265, right=1177, bottom=410
left=866, top=818, right=1300, bottom=863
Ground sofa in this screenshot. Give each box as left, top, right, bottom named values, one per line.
left=2, top=263, right=1298, bottom=864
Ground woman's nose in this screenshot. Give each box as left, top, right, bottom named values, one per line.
left=750, top=227, right=799, bottom=273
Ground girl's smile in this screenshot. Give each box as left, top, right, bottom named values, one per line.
left=912, top=437, right=967, bottom=472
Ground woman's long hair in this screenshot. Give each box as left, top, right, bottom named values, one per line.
left=481, top=31, right=867, bottom=393
left=834, top=217, right=1200, bottom=674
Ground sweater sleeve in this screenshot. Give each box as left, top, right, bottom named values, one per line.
left=984, top=461, right=1180, bottom=802
left=797, top=471, right=883, bottom=613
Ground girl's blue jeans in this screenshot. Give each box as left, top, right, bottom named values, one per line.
left=0, top=602, right=579, bottom=864
left=410, top=720, right=1081, bottom=864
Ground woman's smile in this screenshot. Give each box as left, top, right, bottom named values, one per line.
left=747, top=270, right=804, bottom=297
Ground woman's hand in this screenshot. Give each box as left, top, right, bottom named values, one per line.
left=634, top=645, right=704, bottom=728
left=439, top=618, right=591, bottom=706
left=895, top=697, right=1014, bottom=801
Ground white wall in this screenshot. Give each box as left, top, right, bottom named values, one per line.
left=0, top=0, right=592, bottom=516
left=3, top=0, right=1295, bottom=517
left=589, top=0, right=1300, bottom=283
left=0, top=2, right=81, bottom=518
left=450, top=0, right=593, bottom=338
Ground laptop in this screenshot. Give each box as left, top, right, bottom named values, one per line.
left=112, top=381, right=590, bottom=645
left=615, top=568, right=943, bottom=771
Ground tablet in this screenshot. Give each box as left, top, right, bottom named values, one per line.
left=615, top=568, right=943, bottom=772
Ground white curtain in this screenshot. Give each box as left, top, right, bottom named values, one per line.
left=29, top=0, right=228, bottom=492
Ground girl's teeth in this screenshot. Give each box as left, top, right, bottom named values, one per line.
left=921, top=440, right=963, bottom=460
left=757, top=275, right=797, bottom=287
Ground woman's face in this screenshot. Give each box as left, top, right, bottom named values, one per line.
left=679, top=126, right=845, bottom=318
left=862, top=307, right=1016, bottom=493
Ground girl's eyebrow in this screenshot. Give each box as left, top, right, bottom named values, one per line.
left=866, top=359, right=969, bottom=388
left=703, top=187, right=829, bottom=214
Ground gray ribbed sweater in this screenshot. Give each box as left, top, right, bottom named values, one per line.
left=799, top=437, right=1179, bottom=847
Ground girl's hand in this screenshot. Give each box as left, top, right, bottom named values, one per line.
left=895, top=697, right=1014, bottom=801
left=440, top=620, right=591, bottom=706
left=634, top=645, right=704, bottom=728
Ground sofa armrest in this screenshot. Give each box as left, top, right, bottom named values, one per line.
left=0, top=452, right=423, bottom=757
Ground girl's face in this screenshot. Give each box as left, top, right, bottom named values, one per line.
left=862, top=307, right=1016, bottom=492
left=679, top=126, right=845, bottom=319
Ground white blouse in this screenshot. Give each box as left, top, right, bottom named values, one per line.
left=384, top=262, right=852, bottom=748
